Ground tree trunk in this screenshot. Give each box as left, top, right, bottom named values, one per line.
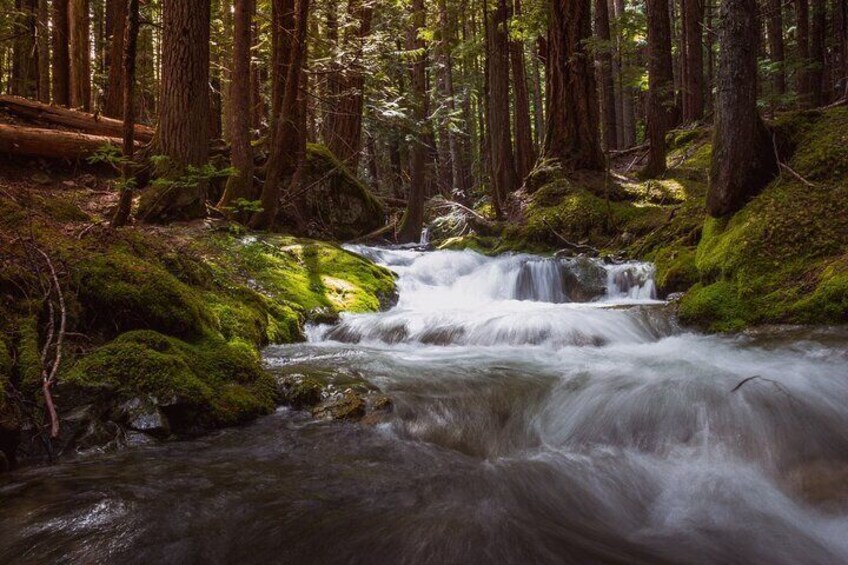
left=486, top=0, right=518, bottom=216
left=36, top=0, right=50, bottom=102
left=250, top=0, right=310, bottom=229
left=0, top=95, right=154, bottom=140
left=324, top=0, right=373, bottom=169
left=766, top=0, right=786, bottom=102
left=271, top=0, right=295, bottom=128
left=511, top=0, right=536, bottom=180
left=12, top=0, right=39, bottom=99
left=642, top=0, right=675, bottom=177
left=69, top=0, right=92, bottom=110
left=103, top=0, right=128, bottom=117
left=544, top=0, right=604, bottom=171
left=795, top=0, right=811, bottom=105
left=839, top=0, right=848, bottom=99
left=112, top=0, right=141, bottom=227
left=594, top=0, right=618, bottom=150
left=137, top=0, right=211, bottom=223
left=682, top=0, right=704, bottom=121
left=218, top=0, right=255, bottom=215
left=220, top=0, right=233, bottom=141
left=397, top=0, right=428, bottom=243
left=613, top=0, right=636, bottom=147
left=708, top=0, right=777, bottom=217
left=808, top=0, right=825, bottom=105
left=0, top=124, right=138, bottom=159
left=52, top=0, right=71, bottom=105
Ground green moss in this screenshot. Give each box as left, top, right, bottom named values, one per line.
left=206, top=235, right=396, bottom=316
left=790, top=258, right=848, bottom=323
left=76, top=252, right=213, bottom=340
left=66, top=330, right=276, bottom=426
left=654, top=245, right=699, bottom=295
left=787, top=108, right=848, bottom=182
left=34, top=195, right=90, bottom=222
left=17, top=317, right=42, bottom=392
left=0, top=337, right=11, bottom=409
left=679, top=281, right=748, bottom=332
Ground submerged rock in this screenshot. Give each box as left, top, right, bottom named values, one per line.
left=276, top=372, right=393, bottom=424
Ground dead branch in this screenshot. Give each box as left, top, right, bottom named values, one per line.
left=772, top=133, right=816, bottom=188
left=347, top=221, right=397, bottom=244
left=609, top=143, right=648, bottom=157
left=542, top=218, right=601, bottom=255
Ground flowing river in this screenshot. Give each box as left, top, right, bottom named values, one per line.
left=2, top=246, right=848, bottom=564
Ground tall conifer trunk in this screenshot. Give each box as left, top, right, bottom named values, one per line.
left=642, top=0, right=674, bottom=177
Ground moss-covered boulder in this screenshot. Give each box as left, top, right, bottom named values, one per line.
left=66, top=330, right=276, bottom=429
left=283, top=143, right=385, bottom=240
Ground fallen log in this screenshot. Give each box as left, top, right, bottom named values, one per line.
left=0, top=95, right=155, bottom=142
left=0, top=123, right=140, bottom=160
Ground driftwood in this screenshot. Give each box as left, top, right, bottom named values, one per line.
left=0, top=123, right=141, bottom=160
left=0, top=95, right=155, bottom=142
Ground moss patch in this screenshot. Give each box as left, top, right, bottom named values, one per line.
left=66, top=331, right=276, bottom=427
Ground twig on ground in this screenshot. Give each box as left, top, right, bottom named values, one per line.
left=542, top=218, right=600, bottom=255
left=771, top=133, right=816, bottom=188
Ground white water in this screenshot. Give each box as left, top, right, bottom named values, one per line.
left=3, top=246, right=848, bottom=564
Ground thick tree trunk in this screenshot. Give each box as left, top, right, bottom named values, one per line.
left=486, top=0, right=518, bottom=216
left=839, top=0, right=848, bottom=98
left=112, top=0, right=140, bottom=227
left=0, top=95, right=154, bottom=140
left=436, top=0, right=464, bottom=194
left=137, top=0, right=211, bottom=223
left=795, top=0, right=811, bottom=105
left=642, top=0, right=675, bottom=177
left=708, top=0, right=777, bottom=217
left=544, top=0, right=604, bottom=171
left=218, top=0, right=256, bottom=215
left=681, top=0, right=704, bottom=121
left=103, top=0, right=128, bottom=117
left=250, top=0, right=310, bottom=229
left=69, top=0, right=91, bottom=110
left=594, top=0, right=618, bottom=150
left=511, top=0, right=536, bottom=180
left=766, top=0, right=786, bottom=101
left=52, top=0, right=71, bottom=106
left=397, top=0, right=428, bottom=243
left=0, top=124, right=138, bottom=159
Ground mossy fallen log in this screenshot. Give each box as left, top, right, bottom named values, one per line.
left=0, top=123, right=141, bottom=160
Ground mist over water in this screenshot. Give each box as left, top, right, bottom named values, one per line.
left=3, top=246, right=848, bottom=564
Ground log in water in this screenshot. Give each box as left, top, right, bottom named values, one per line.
left=2, top=247, right=848, bottom=564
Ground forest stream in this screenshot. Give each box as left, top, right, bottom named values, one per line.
left=2, top=246, right=848, bottom=564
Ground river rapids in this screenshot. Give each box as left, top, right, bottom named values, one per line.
left=2, top=246, right=848, bottom=564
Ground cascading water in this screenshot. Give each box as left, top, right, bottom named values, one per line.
left=2, top=246, right=848, bottom=565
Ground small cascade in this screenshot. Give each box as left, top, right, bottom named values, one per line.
left=320, top=247, right=667, bottom=348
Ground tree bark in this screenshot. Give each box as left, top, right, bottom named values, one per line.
left=766, top=0, right=786, bottom=101
left=137, top=0, right=211, bottom=223
left=0, top=95, right=154, bottom=140
left=642, top=0, right=675, bottom=177
left=104, top=0, right=128, bottom=118
left=511, top=0, right=536, bottom=180
left=271, top=0, right=295, bottom=128
left=36, top=0, right=50, bottom=102
left=681, top=0, right=704, bottom=121
left=0, top=124, right=138, bottom=159
left=808, top=0, right=825, bottom=105
left=613, top=0, right=636, bottom=147
left=218, top=0, right=256, bottom=215
left=52, top=0, right=71, bottom=106
left=594, top=0, right=618, bottom=150
left=69, top=0, right=92, bottom=110
left=12, top=0, right=39, bottom=99
left=112, top=0, right=140, bottom=227
left=795, top=0, right=811, bottom=105
left=544, top=0, right=604, bottom=171
left=397, top=0, right=428, bottom=242
left=249, top=0, right=310, bottom=229
left=708, top=0, right=777, bottom=217
left=486, top=0, right=518, bottom=215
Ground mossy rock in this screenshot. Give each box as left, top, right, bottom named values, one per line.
left=286, top=143, right=385, bottom=240
left=75, top=252, right=213, bottom=340
left=65, top=330, right=276, bottom=428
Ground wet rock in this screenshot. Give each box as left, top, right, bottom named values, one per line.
left=312, top=390, right=366, bottom=421
left=115, top=397, right=171, bottom=439
left=278, top=375, right=325, bottom=409
left=561, top=257, right=607, bottom=302
left=124, top=431, right=158, bottom=447
left=360, top=395, right=394, bottom=426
